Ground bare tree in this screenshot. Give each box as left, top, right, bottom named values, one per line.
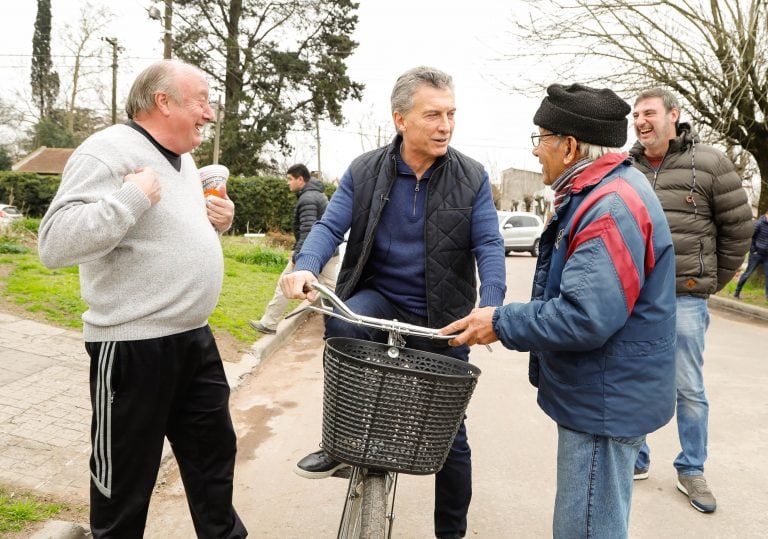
left=354, top=106, right=395, bottom=153
left=505, top=0, right=768, bottom=214
left=0, top=97, right=33, bottom=159
left=58, top=2, right=114, bottom=135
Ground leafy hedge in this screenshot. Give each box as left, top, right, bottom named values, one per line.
left=0, top=171, right=336, bottom=235
left=0, top=173, right=60, bottom=217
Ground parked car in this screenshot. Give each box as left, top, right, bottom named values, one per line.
left=0, top=204, right=23, bottom=227
left=497, top=211, right=544, bottom=257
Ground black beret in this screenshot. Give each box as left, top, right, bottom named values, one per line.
left=533, top=83, right=630, bottom=147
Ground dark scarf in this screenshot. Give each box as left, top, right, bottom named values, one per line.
left=551, top=157, right=591, bottom=211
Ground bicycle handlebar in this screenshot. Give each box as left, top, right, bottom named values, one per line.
left=305, top=282, right=457, bottom=342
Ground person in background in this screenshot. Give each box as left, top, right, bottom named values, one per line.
left=733, top=207, right=768, bottom=301
left=441, top=83, right=678, bottom=538
left=249, top=163, right=339, bottom=335
left=630, top=87, right=752, bottom=513
left=279, top=66, right=507, bottom=539
left=38, top=59, right=246, bottom=538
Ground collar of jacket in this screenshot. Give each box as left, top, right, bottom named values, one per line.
left=295, top=177, right=323, bottom=197
left=667, top=122, right=698, bottom=153
left=629, top=121, right=699, bottom=161
left=386, top=134, right=451, bottom=176
left=570, top=152, right=631, bottom=193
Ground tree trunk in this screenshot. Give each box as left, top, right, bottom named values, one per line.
left=755, top=142, right=768, bottom=216
left=67, top=55, right=81, bottom=134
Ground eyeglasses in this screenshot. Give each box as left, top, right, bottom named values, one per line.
left=530, top=132, right=562, bottom=148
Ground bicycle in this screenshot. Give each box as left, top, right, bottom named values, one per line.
left=300, top=282, right=482, bottom=538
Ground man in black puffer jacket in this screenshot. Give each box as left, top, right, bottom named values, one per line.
left=249, top=163, right=339, bottom=334
left=734, top=208, right=768, bottom=300
left=630, top=87, right=752, bottom=514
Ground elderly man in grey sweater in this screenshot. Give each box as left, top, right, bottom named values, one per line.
left=38, top=60, right=246, bottom=538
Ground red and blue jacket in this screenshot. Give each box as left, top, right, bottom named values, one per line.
left=492, top=153, right=677, bottom=437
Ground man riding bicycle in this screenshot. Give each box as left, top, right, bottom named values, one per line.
left=279, top=66, right=506, bottom=539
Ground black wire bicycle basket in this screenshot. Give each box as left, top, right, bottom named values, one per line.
left=321, top=337, right=482, bottom=475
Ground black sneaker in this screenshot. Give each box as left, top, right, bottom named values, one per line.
left=634, top=466, right=649, bottom=480
left=249, top=320, right=276, bottom=335
left=294, top=449, right=350, bottom=479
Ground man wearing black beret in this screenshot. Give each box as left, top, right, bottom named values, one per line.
left=442, top=83, right=678, bottom=538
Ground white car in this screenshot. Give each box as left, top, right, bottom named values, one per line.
left=0, top=204, right=23, bottom=227
left=497, top=211, right=544, bottom=257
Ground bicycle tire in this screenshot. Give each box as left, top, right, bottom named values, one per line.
left=359, top=473, right=387, bottom=538
left=338, top=469, right=389, bottom=539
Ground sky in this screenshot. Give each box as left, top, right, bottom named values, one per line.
left=0, top=0, right=548, bottom=181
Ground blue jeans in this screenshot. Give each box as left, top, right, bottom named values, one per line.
left=324, top=288, right=472, bottom=538
left=735, top=252, right=768, bottom=297
left=636, top=296, right=709, bottom=476
left=554, top=425, right=644, bottom=539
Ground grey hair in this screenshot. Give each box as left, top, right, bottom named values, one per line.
left=634, top=87, right=680, bottom=113
left=576, top=141, right=623, bottom=161
left=390, top=66, right=454, bottom=132
left=125, top=60, right=200, bottom=119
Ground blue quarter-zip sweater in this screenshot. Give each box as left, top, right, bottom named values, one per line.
left=367, top=154, right=431, bottom=317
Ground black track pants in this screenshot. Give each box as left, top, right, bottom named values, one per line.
left=85, top=326, right=247, bottom=539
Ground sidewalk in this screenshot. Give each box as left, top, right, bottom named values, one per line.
left=0, top=303, right=313, bottom=503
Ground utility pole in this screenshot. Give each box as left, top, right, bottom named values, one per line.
left=314, top=112, right=321, bottom=174
left=213, top=96, right=223, bottom=165
left=163, top=0, right=173, bottom=59
left=148, top=0, right=173, bottom=59
left=102, top=37, right=120, bottom=125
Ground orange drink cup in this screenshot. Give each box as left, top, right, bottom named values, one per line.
left=199, top=164, right=229, bottom=198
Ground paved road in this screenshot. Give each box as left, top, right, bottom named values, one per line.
left=140, top=255, right=768, bottom=538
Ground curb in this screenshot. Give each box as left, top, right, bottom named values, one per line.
left=223, top=300, right=315, bottom=389
left=708, top=294, right=768, bottom=323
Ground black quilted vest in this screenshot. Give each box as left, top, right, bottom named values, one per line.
left=335, top=136, right=486, bottom=328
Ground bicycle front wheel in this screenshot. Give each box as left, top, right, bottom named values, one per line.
left=338, top=468, right=389, bottom=539
left=359, top=473, right=387, bottom=537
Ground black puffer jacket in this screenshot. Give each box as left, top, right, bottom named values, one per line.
left=292, top=178, right=328, bottom=261
left=629, top=123, right=753, bottom=296
left=751, top=214, right=768, bottom=256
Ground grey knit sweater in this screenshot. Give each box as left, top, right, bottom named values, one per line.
left=38, top=125, right=224, bottom=342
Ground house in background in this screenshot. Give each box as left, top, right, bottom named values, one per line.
left=499, top=166, right=553, bottom=221
left=12, top=147, right=74, bottom=175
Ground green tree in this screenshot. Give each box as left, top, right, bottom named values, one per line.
left=30, top=117, right=76, bottom=149
left=0, top=147, right=12, bottom=171
left=24, top=107, right=107, bottom=152
left=173, top=0, right=364, bottom=175
left=506, top=0, right=768, bottom=214
left=30, top=0, right=60, bottom=120
left=59, top=2, right=114, bottom=135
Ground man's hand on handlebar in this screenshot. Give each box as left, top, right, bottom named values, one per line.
left=439, top=306, right=500, bottom=347
left=279, top=270, right=319, bottom=302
